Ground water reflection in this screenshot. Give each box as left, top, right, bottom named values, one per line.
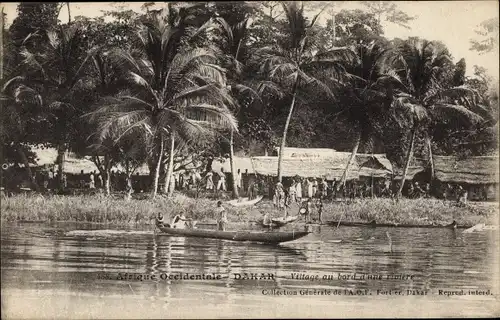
left=1, top=223, right=498, bottom=317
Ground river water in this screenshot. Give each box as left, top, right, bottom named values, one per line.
left=1, top=222, right=499, bottom=318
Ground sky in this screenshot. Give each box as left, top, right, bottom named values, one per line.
left=1, top=1, right=498, bottom=79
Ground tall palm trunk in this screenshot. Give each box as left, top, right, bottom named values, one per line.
left=331, top=13, right=336, bottom=46
left=124, top=158, right=132, bottom=200
left=397, top=127, right=417, bottom=198
left=126, top=173, right=133, bottom=200
left=151, top=135, right=164, bottom=198
left=0, top=7, right=4, bottom=80
left=57, top=147, right=66, bottom=190
left=229, top=129, right=239, bottom=198
left=104, top=168, right=111, bottom=196
left=164, top=133, right=175, bottom=197
left=66, top=2, right=71, bottom=23
left=426, top=134, right=435, bottom=180
left=277, top=74, right=299, bottom=182
left=339, top=131, right=361, bottom=189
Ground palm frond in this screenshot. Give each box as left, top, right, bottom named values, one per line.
left=269, top=62, right=297, bottom=80
left=392, top=95, right=429, bottom=127
left=297, top=69, right=335, bottom=98
left=182, top=103, right=238, bottom=131
left=314, top=47, right=359, bottom=65
left=1, top=76, right=24, bottom=93
left=257, top=81, right=286, bottom=98
left=14, top=85, right=43, bottom=106
left=431, top=103, right=484, bottom=125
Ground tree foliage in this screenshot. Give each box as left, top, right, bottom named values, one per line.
left=1, top=2, right=496, bottom=193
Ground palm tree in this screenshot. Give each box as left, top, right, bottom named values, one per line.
left=256, top=1, right=356, bottom=182
left=390, top=38, right=485, bottom=198
left=92, top=12, right=237, bottom=198
left=0, top=76, right=43, bottom=191
left=215, top=15, right=262, bottom=199
left=21, top=24, right=96, bottom=190
left=1, top=31, right=44, bottom=192
left=336, top=41, right=402, bottom=188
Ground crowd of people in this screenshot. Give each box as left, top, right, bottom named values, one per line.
left=25, top=164, right=471, bottom=206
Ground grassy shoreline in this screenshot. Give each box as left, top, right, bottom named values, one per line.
left=1, top=193, right=498, bottom=227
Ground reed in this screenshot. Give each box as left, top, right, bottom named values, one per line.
left=319, top=198, right=498, bottom=226
left=1, top=193, right=497, bottom=226
left=0, top=193, right=248, bottom=225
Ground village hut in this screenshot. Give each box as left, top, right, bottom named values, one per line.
left=356, top=154, right=393, bottom=178
left=433, top=155, right=499, bottom=201
left=273, top=147, right=338, bottom=158
left=251, top=154, right=360, bottom=181
left=211, top=156, right=255, bottom=193
left=355, top=154, right=394, bottom=196
left=251, top=153, right=360, bottom=199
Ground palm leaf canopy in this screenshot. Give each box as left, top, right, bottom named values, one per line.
left=254, top=2, right=357, bottom=99
left=392, top=38, right=485, bottom=127
left=92, top=14, right=237, bottom=146
left=333, top=41, right=403, bottom=136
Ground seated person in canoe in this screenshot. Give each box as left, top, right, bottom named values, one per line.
left=156, top=213, right=196, bottom=229
left=156, top=213, right=169, bottom=227
left=262, top=211, right=273, bottom=229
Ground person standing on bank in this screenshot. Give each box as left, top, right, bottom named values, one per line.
left=236, top=169, right=242, bottom=192
left=89, top=171, right=95, bottom=189
left=306, top=178, right=313, bottom=199
left=205, top=171, right=214, bottom=190
left=217, top=168, right=227, bottom=191
left=216, top=201, right=228, bottom=231
left=97, top=173, right=103, bottom=189
left=295, top=178, right=302, bottom=203
left=321, top=178, right=328, bottom=199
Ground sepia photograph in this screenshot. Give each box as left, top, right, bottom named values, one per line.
left=1, top=1, right=499, bottom=318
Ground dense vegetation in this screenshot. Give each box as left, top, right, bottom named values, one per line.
left=1, top=2, right=498, bottom=200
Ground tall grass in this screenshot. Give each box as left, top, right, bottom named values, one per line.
left=0, top=193, right=250, bottom=225
left=320, top=198, right=497, bottom=226
left=1, top=193, right=497, bottom=226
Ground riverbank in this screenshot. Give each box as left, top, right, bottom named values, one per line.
left=1, top=193, right=498, bottom=227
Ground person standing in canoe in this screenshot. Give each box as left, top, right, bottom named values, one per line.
left=305, top=198, right=313, bottom=223
left=317, top=198, right=323, bottom=224
left=274, top=181, right=285, bottom=210
left=216, top=200, right=228, bottom=231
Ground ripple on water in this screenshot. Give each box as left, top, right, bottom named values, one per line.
left=1, top=223, right=498, bottom=318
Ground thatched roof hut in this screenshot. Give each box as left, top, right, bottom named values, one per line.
left=356, top=154, right=393, bottom=178
left=253, top=148, right=397, bottom=180
left=433, top=155, right=499, bottom=185
left=251, top=154, right=360, bottom=180
left=274, top=147, right=337, bottom=158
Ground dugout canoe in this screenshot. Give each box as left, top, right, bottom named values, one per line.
left=155, top=223, right=310, bottom=244
left=326, top=220, right=472, bottom=229
left=260, top=215, right=299, bottom=229
left=226, top=196, right=264, bottom=207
